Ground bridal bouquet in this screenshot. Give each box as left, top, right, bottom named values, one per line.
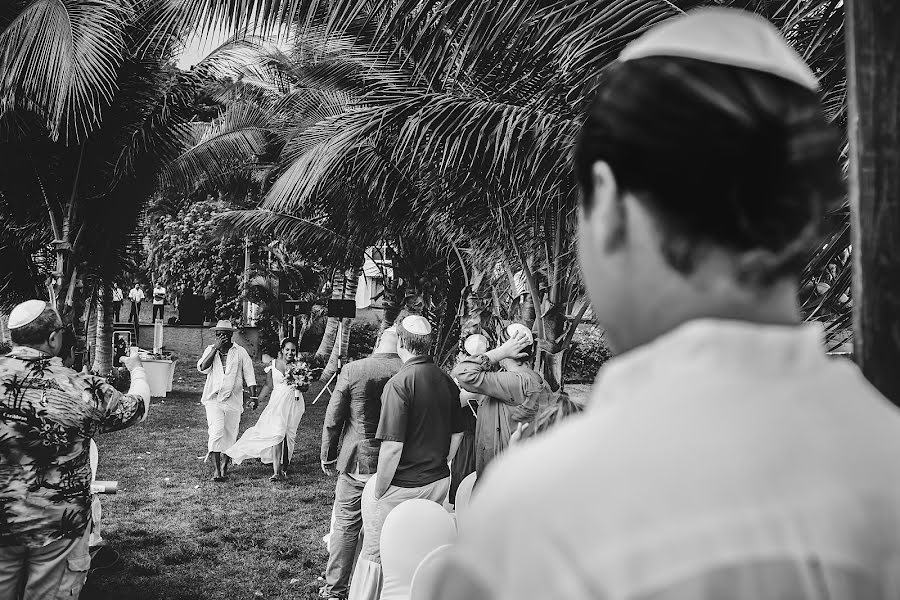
left=284, top=361, right=312, bottom=398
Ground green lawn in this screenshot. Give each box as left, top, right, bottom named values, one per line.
left=81, top=362, right=335, bottom=600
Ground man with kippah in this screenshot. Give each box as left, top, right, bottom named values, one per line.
left=0, top=300, right=150, bottom=599
left=431, top=8, right=900, bottom=600
left=348, top=314, right=466, bottom=600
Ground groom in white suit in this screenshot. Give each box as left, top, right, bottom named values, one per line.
left=197, top=320, right=257, bottom=481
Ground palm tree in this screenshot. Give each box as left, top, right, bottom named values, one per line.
left=0, top=2, right=229, bottom=373
left=161, top=1, right=849, bottom=389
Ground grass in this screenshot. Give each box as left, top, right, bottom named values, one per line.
left=81, top=362, right=335, bottom=600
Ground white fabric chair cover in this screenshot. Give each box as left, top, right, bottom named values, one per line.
left=380, top=499, right=457, bottom=600
left=89, top=440, right=103, bottom=547
left=410, top=544, right=454, bottom=600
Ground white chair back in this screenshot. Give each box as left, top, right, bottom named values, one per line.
left=380, top=499, right=456, bottom=600
left=409, top=544, right=454, bottom=600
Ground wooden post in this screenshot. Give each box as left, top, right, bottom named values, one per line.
left=846, top=0, right=900, bottom=405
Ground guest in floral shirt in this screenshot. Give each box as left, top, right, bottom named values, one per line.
left=0, top=300, right=150, bottom=600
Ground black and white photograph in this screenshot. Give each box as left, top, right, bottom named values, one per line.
left=1, top=1, right=899, bottom=599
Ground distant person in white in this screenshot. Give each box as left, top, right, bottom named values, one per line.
left=128, top=282, right=144, bottom=323
left=197, top=320, right=257, bottom=481
left=430, top=8, right=900, bottom=600
left=152, top=283, right=166, bottom=322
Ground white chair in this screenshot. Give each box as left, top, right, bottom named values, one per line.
left=409, top=544, right=454, bottom=600
left=453, top=472, right=477, bottom=529
left=380, top=499, right=457, bottom=600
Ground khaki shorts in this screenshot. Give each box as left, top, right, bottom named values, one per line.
left=0, top=524, right=92, bottom=600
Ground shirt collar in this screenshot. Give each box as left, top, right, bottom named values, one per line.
left=8, top=346, right=62, bottom=363
left=593, top=318, right=826, bottom=405
left=402, top=354, right=433, bottom=368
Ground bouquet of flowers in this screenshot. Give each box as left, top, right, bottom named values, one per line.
left=284, top=361, right=312, bottom=399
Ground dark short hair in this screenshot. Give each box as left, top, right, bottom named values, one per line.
left=10, top=307, right=62, bottom=346
left=574, top=57, right=842, bottom=280
left=280, top=337, right=298, bottom=350
left=396, top=318, right=432, bottom=356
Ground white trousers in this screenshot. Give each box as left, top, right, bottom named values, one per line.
left=205, top=404, right=241, bottom=455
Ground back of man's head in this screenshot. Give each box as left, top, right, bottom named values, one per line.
left=9, top=301, right=61, bottom=347
left=375, top=326, right=399, bottom=354
left=574, top=9, right=840, bottom=283
left=397, top=316, right=432, bottom=356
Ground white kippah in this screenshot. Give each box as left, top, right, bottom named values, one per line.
left=8, top=300, right=48, bottom=329
left=506, top=323, right=534, bottom=344
left=620, top=8, right=819, bottom=91
left=464, top=334, right=489, bottom=356
left=401, top=315, right=432, bottom=335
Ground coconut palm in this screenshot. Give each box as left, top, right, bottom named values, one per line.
left=165, top=0, right=848, bottom=387
left=0, top=2, right=231, bottom=373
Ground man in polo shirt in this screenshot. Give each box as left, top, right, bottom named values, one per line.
left=347, top=315, right=465, bottom=600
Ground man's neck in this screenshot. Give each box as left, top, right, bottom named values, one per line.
left=604, top=279, right=801, bottom=355
left=17, top=344, right=55, bottom=357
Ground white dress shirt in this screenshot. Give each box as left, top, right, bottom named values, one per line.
left=445, top=319, right=900, bottom=600
left=197, top=343, right=257, bottom=413
left=128, top=287, right=144, bottom=303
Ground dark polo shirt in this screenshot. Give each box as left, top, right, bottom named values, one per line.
left=377, top=354, right=466, bottom=488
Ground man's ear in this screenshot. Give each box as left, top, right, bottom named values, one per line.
left=585, top=161, right=627, bottom=252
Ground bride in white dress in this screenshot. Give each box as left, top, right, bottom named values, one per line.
left=226, top=338, right=305, bottom=481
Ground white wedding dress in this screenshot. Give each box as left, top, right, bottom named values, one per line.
left=226, top=360, right=306, bottom=466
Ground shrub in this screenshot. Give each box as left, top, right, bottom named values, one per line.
left=347, top=320, right=380, bottom=360
left=0, top=340, right=10, bottom=355
left=256, top=317, right=280, bottom=358
left=564, top=327, right=612, bottom=383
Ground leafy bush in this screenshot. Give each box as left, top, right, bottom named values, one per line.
left=0, top=340, right=10, bottom=355
left=347, top=320, right=381, bottom=360
left=256, top=317, right=280, bottom=358
left=564, top=327, right=612, bottom=383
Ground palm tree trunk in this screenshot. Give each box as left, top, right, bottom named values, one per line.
left=92, top=283, right=114, bottom=375
left=847, top=0, right=900, bottom=406
left=316, top=317, right=340, bottom=359
left=321, top=271, right=360, bottom=380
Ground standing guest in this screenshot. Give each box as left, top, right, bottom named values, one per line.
left=111, top=282, right=124, bottom=322
left=0, top=300, right=150, bottom=600
left=318, top=327, right=402, bottom=600
left=348, top=315, right=466, bottom=600
left=152, top=282, right=166, bottom=323
left=430, top=9, right=900, bottom=600
left=451, top=326, right=551, bottom=479
left=203, top=283, right=217, bottom=325
left=227, top=337, right=306, bottom=482
left=128, top=281, right=144, bottom=324
left=197, top=320, right=257, bottom=482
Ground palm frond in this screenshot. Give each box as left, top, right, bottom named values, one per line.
left=0, top=0, right=130, bottom=142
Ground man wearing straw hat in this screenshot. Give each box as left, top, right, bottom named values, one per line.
left=197, top=320, right=257, bottom=481
left=0, top=300, right=150, bottom=600
left=432, top=8, right=900, bottom=600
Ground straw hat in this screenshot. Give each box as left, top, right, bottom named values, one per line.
left=210, top=320, right=237, bottom=332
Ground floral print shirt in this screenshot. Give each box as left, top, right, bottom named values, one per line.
left=0, top=346, right=147, bottom=548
